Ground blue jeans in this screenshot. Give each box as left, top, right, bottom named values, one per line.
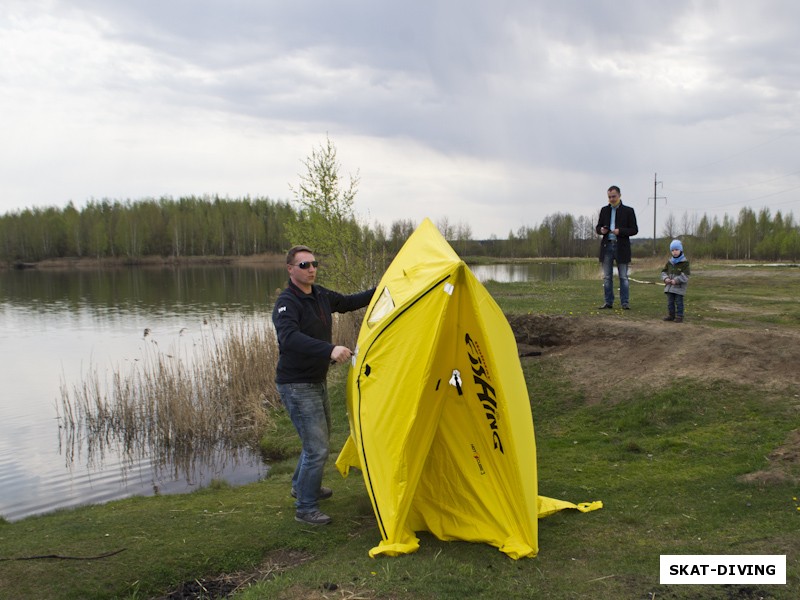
left=277, top=382, right=331, bottom=512
left=666, top=292, right=684, bottom=317
left=602, top=244, right=630, bottom=307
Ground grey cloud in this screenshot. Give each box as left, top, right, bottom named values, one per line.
left=3, top=0, right=800, bottom=232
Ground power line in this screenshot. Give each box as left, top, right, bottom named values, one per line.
left=668, top=182, right=800, bottom=212
left=667, top=167, right=800, bottom=195
left=648, top=173, right=665, bottom=254
left=665, top=129, right=796, bottom=177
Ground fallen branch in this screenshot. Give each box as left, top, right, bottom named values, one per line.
left=0, top=548, right=126, bottom=561
left=585, top=574, right=616, bottom=583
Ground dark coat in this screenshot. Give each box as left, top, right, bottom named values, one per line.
left=596, top=203, right=638, bottom=263
left=272, top=280, right=374, bottom=384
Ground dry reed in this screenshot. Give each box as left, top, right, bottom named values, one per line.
left=58, top=318, right=281, bottom=473
left=57, top=309, right=364, bottom=484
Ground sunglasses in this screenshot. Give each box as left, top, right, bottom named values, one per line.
left=292, top=260, right=318, bottom=269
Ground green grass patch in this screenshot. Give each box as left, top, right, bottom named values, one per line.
left=3, top=371, right=797, bottom=599
left=486, top=259, right=800, bottom=329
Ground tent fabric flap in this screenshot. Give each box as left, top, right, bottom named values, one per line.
left=537, top=496, right=604, bottom=519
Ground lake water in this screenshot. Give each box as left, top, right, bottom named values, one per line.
left=0, top=261, right=589, bottom=522
left=468, top=261, right=598, bottom=283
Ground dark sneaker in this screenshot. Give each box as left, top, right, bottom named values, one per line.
left=622, top=304, right=630, bottom=310
left=674, top=316, right=684, bottom=323
left=295, top=510, right=332, bottom=525
left=598, top=304, right=613, bottom=309
left=663, top=315, right=675, bottom=321
left=291, top=486, right=333, bottom=500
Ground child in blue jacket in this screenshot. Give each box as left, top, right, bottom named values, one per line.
left=661, top=239, right=690, bottom=322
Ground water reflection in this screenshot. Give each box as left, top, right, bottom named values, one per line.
left=469, top=263, right=530, bottom=282
left=1, top=265, right=278, bottom=312
left=0, top=266, right=284, bottom=522
left=469, top=261, right=596, bottom=283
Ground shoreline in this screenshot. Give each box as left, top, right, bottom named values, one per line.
left=3, top=253, right=286, bottom=271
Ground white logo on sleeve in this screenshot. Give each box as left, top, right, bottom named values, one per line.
left=277, top=306, right=287, bottom=314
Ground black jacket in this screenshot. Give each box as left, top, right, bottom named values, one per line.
left=272, top=280, right=375, bottom=384
left=596, top=203, right=638, bottom=263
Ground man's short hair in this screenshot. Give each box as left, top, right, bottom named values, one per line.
left=608, top=185, right=621, bottom=195
left=286, top=245, right=314, bottom=264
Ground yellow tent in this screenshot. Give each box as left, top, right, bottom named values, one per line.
left=336, top=219, right=600, bottom=559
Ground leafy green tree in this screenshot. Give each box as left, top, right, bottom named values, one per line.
left=712, top=214, right=736, bottom=259
left=388, top=219, right=416, bottom=253
left=542, top=212, right=576, bottom=256
left=286, top=136, right=380, bottom=291
left=736, top=207, right=757, bottom=259
left=697, top=214, right=711, bottom=241
left=81, top=202, right=109, bottom=259
left=780, top=226, right=800, bottom=261
left=63, top=202, right=82, bottom=256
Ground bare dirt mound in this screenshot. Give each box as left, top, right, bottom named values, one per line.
left=509, top=314, right=800, bottom=396
left=739, top=429, right=800, bottom=486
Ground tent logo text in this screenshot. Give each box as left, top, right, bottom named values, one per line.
left=465, top=333, right=505, bottom=454
left=471, top=444, right=486, bottom=474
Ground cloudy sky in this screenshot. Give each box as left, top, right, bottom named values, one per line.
left=2, top=0, right=799, bottom=239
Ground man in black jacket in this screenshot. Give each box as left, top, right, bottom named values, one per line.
left=272, top=245, right=375, bottom=525
left=595, top=186, right=638, bottom=309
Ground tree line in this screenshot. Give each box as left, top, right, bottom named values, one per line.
left=1, top=196, right=799, bottom=264
left=476, top=206, right=800, bottom=261
left=0, top=195, right=423, bottom=264
left=0, top=196, right=293, bottom=262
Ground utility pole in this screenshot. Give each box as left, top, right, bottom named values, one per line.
left=649, top=173, right=665, bottom=255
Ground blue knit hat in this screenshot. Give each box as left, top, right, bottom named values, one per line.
left=670, top=239, right=683, bottom=253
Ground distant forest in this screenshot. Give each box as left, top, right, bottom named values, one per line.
left=1, top=195, right=799, bottom=263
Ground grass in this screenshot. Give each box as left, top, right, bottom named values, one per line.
left=1, top=260, right=798, bottom=599
left=485, top=256, right=800, bottom=328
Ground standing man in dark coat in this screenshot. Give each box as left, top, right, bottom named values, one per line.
left=596, top=185, right=638, bottom=309
left=272, top=245, right=375, bottom=526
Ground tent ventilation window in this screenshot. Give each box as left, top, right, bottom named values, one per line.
left=367, top=287, right=395, bottom=327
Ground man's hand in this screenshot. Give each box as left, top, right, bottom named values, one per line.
left=330, top=345, right=353, bottom=364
